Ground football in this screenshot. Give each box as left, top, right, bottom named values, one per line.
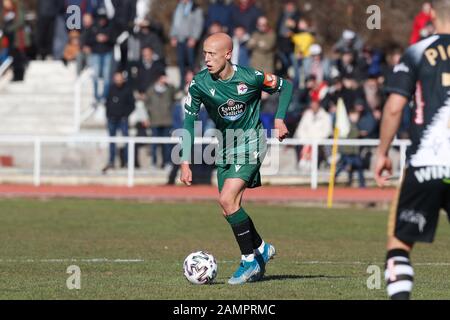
left=183, top=251, right=218, bottom=285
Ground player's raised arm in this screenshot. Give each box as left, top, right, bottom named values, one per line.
left=180, top=83, right=202, bottom=186
left=258, top=72, right=293, bottom=142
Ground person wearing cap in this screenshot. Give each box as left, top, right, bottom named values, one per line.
left=334, top=29, right=364, bottom=54
left=301, top=43, right=335, bottom=86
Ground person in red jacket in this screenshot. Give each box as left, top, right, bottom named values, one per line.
left=409, top=2, right=433, bottom=44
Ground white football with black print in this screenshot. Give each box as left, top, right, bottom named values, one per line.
left=183, top=251, right=218, bottom=285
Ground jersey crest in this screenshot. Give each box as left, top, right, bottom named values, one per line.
left=237, top=83, right=248, bottom=95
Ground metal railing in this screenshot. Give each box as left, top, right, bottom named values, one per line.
left=73, top=68, right=94, bottom=133
left=0, top=136, right=411, bottom=189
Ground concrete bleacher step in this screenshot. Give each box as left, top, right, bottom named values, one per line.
left=0, top=60, right=94, bottom=136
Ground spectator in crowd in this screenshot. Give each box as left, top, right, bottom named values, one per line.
left=0, top=29, right=8, bottom=64
left=260, top=91, right=278, bottom=137
left=1, top=0, right=28, bottom=81
left=132, top=0, right=153, bottom=32
left=247, top=16, right=276, bottom=73
left=123, top=0, right=166, bottom=71
left=334, top=29, right=364, bottom=55
left=363, top=76, right=384, bottom=115
left=52, top=3, right=69, bottom=61
left=144, top=73, right=177, bottom=169
left=136, top=20, right=165, bottom=58
left=361, top=45, right=383, bottom=78
left=231, top=25, right=250, bottom=66
left=36, top=0, right=63, bottom=60
left=291, top=18, right=315, bottom=88
left=230, top=0, right=263, bottom=34
left=84, top=7, right=116, bottom=106
left=297, top=74, right=329, bottom=114
left=335, top=109, right=366, bottom=188
left=167, top=69, right=195, bottom=185
left=302, top=44, right=335, bottom=88
left=294, top=97, right=332, bottom=168
left=340, top=76, right=365, bottom=113
left=336, top=47, right=367, bottom=82
left=135, top=45, right=165, bottom=95
left=170, top=0, right=204, bottom=89
left=275, top=0, right=301, bottom=77
left=103, top=71, right=136, bottom=173
left=205, top=0, right=232, bottom=34
left=63, top=31, right=81, bottom=65
left=410, top=2, right=433, bottom=44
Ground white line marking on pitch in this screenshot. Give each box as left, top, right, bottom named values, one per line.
left=0, top=258, right=144, bottom=263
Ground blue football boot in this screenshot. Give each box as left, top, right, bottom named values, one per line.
left=254, top=243, right=276, bottom=281
left=228, top=259, right=261, bottom=285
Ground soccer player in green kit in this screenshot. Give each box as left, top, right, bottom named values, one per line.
left=180, top=33, right=293, bottom=285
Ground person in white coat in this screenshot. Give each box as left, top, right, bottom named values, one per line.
left=294, top=98, right=332, bottom=169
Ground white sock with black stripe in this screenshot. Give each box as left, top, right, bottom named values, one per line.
left=385, top=249, right=414, bottom=300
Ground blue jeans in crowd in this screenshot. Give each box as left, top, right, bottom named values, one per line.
left=107, top=117, right=129, bottom=166
left=176, top=41, right=196, bottom=89
left=151, top=127, right=172, bottom=167
left=335, top=154, right=366, bottom=188
left=260, top=113, right=275, bottom=138
left=88, top=51, right=113, bottom=103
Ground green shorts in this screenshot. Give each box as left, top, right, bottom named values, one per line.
left=217, top=163, right=262, bottom=193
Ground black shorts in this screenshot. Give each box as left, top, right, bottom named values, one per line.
left=388, top=166, right=450, bottom=244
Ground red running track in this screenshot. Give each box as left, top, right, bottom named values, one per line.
left=0, top=184, right=396, bottom=205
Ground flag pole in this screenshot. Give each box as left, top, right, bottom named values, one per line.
left=327, top=126, right=340, bottom=208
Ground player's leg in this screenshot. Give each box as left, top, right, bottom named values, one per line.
left=384, top=168, right=443, bottom=300
left=385, top=236, right=414, bottom=300
left=219, top=178, right=261, bottom=284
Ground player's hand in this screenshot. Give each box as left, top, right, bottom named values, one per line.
left=374, top=152, right=393, bottom=188
left=274, top=119, right=289, bottom=142
left=180, top=162, right=193, bottom=186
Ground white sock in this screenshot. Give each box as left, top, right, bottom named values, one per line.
left=242, top=254, right=255, bottom=262
left=256, top=241, right=266, bottom=255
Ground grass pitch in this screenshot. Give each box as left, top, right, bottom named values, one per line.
left=0, top=198, right=449, bottom=300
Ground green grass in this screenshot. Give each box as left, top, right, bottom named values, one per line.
left=0, top=198, right=449, bottom=300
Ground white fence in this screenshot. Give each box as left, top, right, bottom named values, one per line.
left=0, top=136, right=411, bottom=189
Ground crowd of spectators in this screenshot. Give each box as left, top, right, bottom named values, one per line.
left=0, top=0, right=434, bottom=186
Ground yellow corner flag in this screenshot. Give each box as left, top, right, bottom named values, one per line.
left=327, top=98, right=350, bottom=208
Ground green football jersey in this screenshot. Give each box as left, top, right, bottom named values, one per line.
left=183, top=65, right=286, bottom=166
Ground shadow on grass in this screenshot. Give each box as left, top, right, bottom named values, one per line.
left=260, top=274, right=348, bottom=282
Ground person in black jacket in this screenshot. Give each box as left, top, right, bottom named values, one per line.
left=275, top=0, right=301, bottom=77
left=36, top=0, right=65, bottom=59
left=134, top=45, right=165, bottom=95
left=103, top=71, right=135, bottom=173
left=84, top=8, right=115, bottom=106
